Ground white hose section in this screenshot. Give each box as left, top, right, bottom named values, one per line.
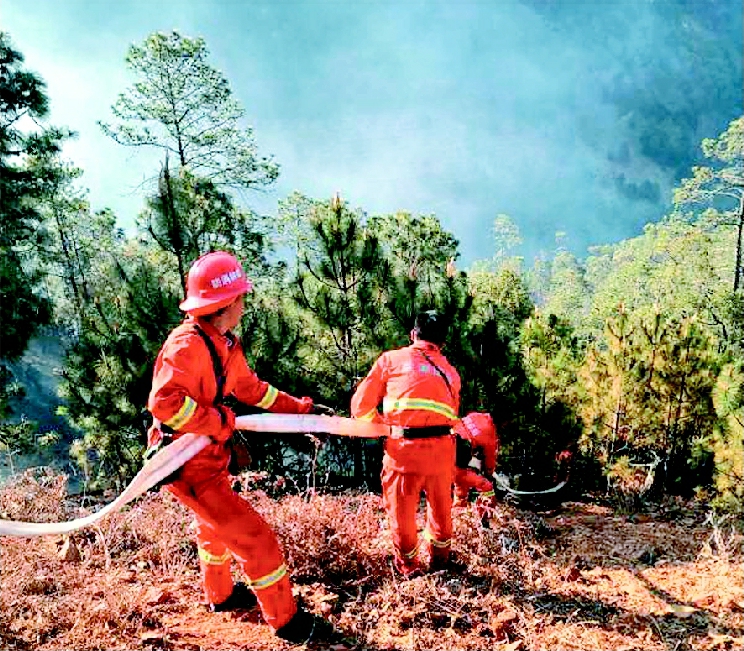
left=468, top=460, right=567, bottom=495
left=234, top=414, right=389, bottom=438
left=492, top=472, right=567, bottom=495
left=0, top=415, right=390, bottom=538
left=0, top=433, right=210, bottom=538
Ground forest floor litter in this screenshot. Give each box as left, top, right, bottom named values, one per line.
left=1, top=468, right=742, bottom=650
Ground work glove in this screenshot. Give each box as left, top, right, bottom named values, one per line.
left=311, top=403, right=336, bottom=416
left=211, top=404, right=236, bottom=443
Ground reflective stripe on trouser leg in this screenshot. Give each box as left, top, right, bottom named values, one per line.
left=393, top=541, right=420, bottom=574
left=197, top=539, right=233, bottom=605
left=399, top=544, right=420, bottom=560
left=423, top=468, right=454, bottom=562
left=169, top=474, right=298, bottom=630
left=424, top=522, right=452, bottom=562
left=424, top=528, right=452, bottom=550
left=248, top=563, right=288, bottom=590
left=381, top=467, right=425, bottom=573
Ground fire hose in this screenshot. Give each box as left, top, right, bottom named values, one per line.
left=492, top=473, right=567, bottom=495
left=468, top=459, right=568, bottom=496
left=0, top=415, right=567, bottom=537
left=0, top=415, right=389, bottom=538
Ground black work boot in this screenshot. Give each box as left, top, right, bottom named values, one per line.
left=209, top=582, right=258, bottom=613
left=275, top=608, right=338, bottom=645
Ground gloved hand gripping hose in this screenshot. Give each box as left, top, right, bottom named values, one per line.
left=311, top=403, right=336, bottom=416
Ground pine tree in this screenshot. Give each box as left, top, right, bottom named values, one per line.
left=0, top=33, right=67, bottom=364
left=579, top=305, right=637, bottom=470
left=100, top=30, right=278, bottom=190
left=294, top=195, right=389, bottom=393
left=59, top=229, right=181, bottom=488
left=653, top=316, right=718, bottom=491
left=521, top=311, right=582, bottom=418
left=579, top=307, right=720, bottom=495
left=674, top=116, right=744, bottom=292
left=711, top=361, right=744, bottom=511
left=292, top=195, right=389, bottom=485
left=140, top=162, right=269, bottom=294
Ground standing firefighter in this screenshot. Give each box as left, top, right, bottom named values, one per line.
left=146, top=251, right=335, bottom=644
left=351, top=310, right=461, bottom=576
left=453, top=412, right=498, bottom=523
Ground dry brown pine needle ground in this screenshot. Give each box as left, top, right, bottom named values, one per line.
left=1, top=467, right=742, bottom=651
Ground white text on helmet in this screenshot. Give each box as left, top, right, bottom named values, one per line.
left=210, top=269, right=243, bottom=289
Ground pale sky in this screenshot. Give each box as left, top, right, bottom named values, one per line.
left=2, top=0, right=741, bottom=266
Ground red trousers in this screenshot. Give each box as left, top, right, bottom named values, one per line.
left=453, top=467, right=496, bottom=518
left=381, top=464, right=454, bottom=574
left=168, top=472, right=296, bottom=630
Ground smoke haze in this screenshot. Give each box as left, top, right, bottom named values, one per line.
left=3, top=0, right=741, bottom=264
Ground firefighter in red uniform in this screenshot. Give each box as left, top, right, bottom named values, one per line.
left=147, top=251, right=334, bottom=644
left=351, top=311, right=461, bottom=576
left=452, top=412, right=498, bottom=521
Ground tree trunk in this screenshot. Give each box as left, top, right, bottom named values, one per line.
left=161, top=159, right=187, bottom=296
left=734, top=193, right=744, bottom=293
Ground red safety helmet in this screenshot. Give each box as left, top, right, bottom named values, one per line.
left=462, top=412, right=496, bottom=441
left=179, top=251, right=253, bottom=316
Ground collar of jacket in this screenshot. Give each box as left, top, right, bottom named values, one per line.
left=186, top=316, right=237, bottom=348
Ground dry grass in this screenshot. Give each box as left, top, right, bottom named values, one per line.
left=1, top=468, right=743, bottom=650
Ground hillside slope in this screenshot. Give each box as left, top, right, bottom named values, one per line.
left=0, top=469, right=742, bottom=650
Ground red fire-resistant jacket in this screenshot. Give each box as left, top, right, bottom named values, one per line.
left=351, top=340, right=461, bottom=474
left=147, top=317, right=312, bottom=477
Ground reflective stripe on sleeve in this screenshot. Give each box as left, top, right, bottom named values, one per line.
left=248, top=563, right=287, bottom=590
left=382, top=397, right=457, bottom=420
left=478, top=490, right=495, bottom=499
left=164, top=396, right=197, bottom=431
left=255, top=385, right=279, bottom=409
left=423, top=529, right=451, bottom=548
left=198, top=548, right=231, bottom=565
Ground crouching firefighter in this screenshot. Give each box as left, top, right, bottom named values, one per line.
left=452, top=412, right=498, bottom=525
left=146, top=251, right=336, bottom=645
